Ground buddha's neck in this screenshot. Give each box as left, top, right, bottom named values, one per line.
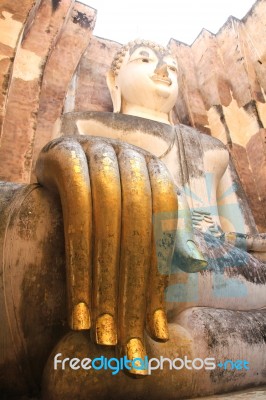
left=121, top=103, right=171, bottom=125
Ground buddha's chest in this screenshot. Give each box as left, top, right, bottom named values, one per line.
left=161, top=133, right=229, bottom=190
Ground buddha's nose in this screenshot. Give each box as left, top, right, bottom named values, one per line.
left=154, top=62, right=169, bottom=78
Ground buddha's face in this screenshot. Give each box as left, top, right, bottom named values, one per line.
left=116, top=45, right=179, bottom=114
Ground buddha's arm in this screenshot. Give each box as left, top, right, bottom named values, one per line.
left=217, top=157, right=266, bottom=253
left=216, top=156, right=257, bottom=235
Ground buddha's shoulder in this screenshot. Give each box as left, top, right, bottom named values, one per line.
left=177, top=124, right=227, bottom=151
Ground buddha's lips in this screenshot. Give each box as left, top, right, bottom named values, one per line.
left=151, top=75, right=172, bottom=86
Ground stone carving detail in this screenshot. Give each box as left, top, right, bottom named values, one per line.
left=40, top=39, right=266, bottom=399
left=0, top=1, right=266, bottom=398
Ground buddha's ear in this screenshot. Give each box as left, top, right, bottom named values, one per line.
left=106, top=70, right=121, bottom=113
left=168, top=108, right=179, bottom=125
left=168, top=110, right=174, bottom=125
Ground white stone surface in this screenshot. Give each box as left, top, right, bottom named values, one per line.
left=197, top=386, right=266, bottom=399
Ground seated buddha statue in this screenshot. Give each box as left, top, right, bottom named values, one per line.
left=39, top=39, right=266, bottom=399
left=0, top=39, right=265, bottom=399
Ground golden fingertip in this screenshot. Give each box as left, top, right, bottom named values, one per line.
left=152, top=309, right=169, bottom=342
left=96, top=314, right=117, bottom=345
left=126, top=338, right=148, bottom=376
left=71, top=302, right=91, bottom=330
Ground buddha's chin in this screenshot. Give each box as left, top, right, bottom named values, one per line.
left=155, top=86, right=171, bottom=99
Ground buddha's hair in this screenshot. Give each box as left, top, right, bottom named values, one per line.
left=110, top=39, right=173, bottom=75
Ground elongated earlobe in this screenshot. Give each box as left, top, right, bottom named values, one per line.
left=168, top=110, right=175, bottom=125
left=106, top=70, right=121, bottom=113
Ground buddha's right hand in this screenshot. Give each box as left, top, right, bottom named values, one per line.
left=35, top=135, right=199, bottom=376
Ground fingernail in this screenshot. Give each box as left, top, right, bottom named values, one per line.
left=96, top=314, right=117, bottom=345
left=153, top=309, right=169, bottom=341
left=126, top=338, right=148, bottom=376
left=186, top=240, right=205, bottom=261
left=71, top=302, right=91, bottom=330
left=186, top=240, right=208, bottom=271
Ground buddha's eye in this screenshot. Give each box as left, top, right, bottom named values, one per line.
left=141, top=58, right=150, bottom=63
left=168, top=65, right=177, bottom=72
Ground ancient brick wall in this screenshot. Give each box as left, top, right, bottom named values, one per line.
left=0, top=0, right=96, bottom=182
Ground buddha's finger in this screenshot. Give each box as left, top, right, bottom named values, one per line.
left=35, top=137, right=92, bottom=330
left=117, top=147, right=152, bottom=376
left=84, top=140, right=121, bottom=346
left=146, top=157, right=178, bottom=342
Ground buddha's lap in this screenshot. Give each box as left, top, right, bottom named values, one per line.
left=167, top=230, right=266, bottom=313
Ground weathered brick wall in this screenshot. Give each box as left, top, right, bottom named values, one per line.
left=0, top=0, right=96, bottom=183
